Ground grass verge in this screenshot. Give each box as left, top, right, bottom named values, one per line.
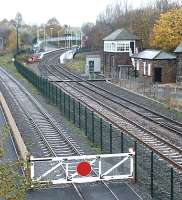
left=64, top=53, right=85, bottom=74
left=0, top=53, right=39, bottom=95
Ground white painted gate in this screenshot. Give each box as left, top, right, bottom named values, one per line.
left=29, top=150, right=135, bottom=185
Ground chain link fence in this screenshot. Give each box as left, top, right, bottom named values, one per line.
left=14, top=60, right=182, bottom=200
left=112, top=78, right=182, bottom=111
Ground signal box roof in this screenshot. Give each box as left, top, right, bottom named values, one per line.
left=103, top=28, right=139, bottom=41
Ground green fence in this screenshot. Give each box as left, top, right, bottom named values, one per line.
left=14, top=60, right=182, bottom=200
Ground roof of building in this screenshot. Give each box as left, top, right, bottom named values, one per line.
left=86, top=54, right=101, bottom=58
left=174, top=42, right=182, bottom=53
left=131, top=49, right=176, bottom=60
left=103, top=28, right=139, bottom=41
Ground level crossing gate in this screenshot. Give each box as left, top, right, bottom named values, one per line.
left=29, top=150, right=135, bottom=186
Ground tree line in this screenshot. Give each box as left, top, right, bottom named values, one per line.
left=0, top=13, right=74, bottom=52
left=82, top=0, right=182, bottom=51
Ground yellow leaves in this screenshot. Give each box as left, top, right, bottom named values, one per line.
left=7, top=30, right=17, bottom=51
left=150, top=8, right=182, bottom=51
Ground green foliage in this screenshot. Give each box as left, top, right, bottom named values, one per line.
left=0, top=124, right=10, bottom=158
left=0, top=124, right=29, bottom=200
left=16, top=54, right=29, bottom=63
left=64, top=54, right=86, bottom=73
left=0, top=161, right=29, bottom=200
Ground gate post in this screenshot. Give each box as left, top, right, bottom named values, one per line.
left=100, top=118, right=103, bottom=152
left=109, top=124, right=112, bottom=153
left=25, top=154, right=31, bottom=183
left=151, top=151, right=154, bottom=198
left=170, top=168, right=174, bottom=200
left=121, top=132, right=124, bottom=153
left=134, top=141, right=137, bottom=183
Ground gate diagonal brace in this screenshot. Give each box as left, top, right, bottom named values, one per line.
left=36, top=161, right=64, bottom=181
left=101, top=156, right=130, bottom=178
left=29, top=151, right=135, bottom=185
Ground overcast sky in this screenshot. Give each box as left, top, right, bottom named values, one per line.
left=0, top=0, right=144, bottom=26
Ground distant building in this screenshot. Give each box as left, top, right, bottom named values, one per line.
left=0, top=37, right=3, bottom=51
left=131, top=49, right=176, bottom=83
left=174, top=43, right=182, bottom=82
left=85, top=54, right=101, bottom=76
left=103, top=28, right=140, bottom=78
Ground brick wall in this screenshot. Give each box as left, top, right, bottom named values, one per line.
left=136, top=59, right=176, bottom=83
left=103, top=52, right=132, bottom=77
left=176, top=53, right=182, bottom=81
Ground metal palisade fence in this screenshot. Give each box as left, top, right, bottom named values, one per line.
left=14, top=60, right=182, bottom=200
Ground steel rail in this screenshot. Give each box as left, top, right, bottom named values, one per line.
left=48, top=64, right=182, bottom=137
left=0, top=67, right=121, bottom=200
left=41, top=53, right=182, bottom=171
left=44, top=52, right=182, bottom=135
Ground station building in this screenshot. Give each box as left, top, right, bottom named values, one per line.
left=130, top=50, right=177, bottom=83
left=103, top=28, right=140, bottom=79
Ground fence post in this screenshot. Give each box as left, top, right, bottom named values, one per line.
left=100, top=118, right=103, bottom=152
left=121, top=132, right=123, bottom=153
left=134, top=141, right=137, bottom=183
left=41, top=78, right=44, bottom=96
left=170, top=168, right=174, bottom=200
left=47, top=82, right=50, bottom=102
left=85, top=106, right=87, bottom=136
left=38, top=77, right=40, bottom=90
left=78, top=102, right=81, bottom=128
left=73, top=99, right=75, bottom=124
left=55, top=86, right=58, bottom=106
left=48, top=82, right=51, bottom=102
left=68, top=95, right=70, bottom=121
left=52, top=84, right=54, bottom=104
left=110, top=124, right=112, bottom=153
left=151, top=151, right=154, bottom=198
left=59, top=89, right=62, bottom=112
left=91, top=111, right=94, bottom=143
left=63, top=92, right=66, bottom=115
left=45, top=80, right=47, bottom=97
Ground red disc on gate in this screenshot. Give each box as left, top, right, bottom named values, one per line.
left=76, top=161, right=92, bottom=176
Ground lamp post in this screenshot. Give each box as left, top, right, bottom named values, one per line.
left=80, top=31, right=82, bottom=48
left=15, top=13, right=22, bottom=54
left=37, top=27, right=39, bottom=41
left=58, top=31, right=61, bottom=48
left=43, top=25, right=46, bottom=51
left=50, top=27, right=54, bottom=41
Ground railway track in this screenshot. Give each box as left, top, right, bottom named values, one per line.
left=41, top=51, right=182, bottom=172
left=0, top=67, right=124, bottom=200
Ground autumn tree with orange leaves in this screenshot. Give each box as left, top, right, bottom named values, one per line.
left=150, top=8, right=182, bottom=51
